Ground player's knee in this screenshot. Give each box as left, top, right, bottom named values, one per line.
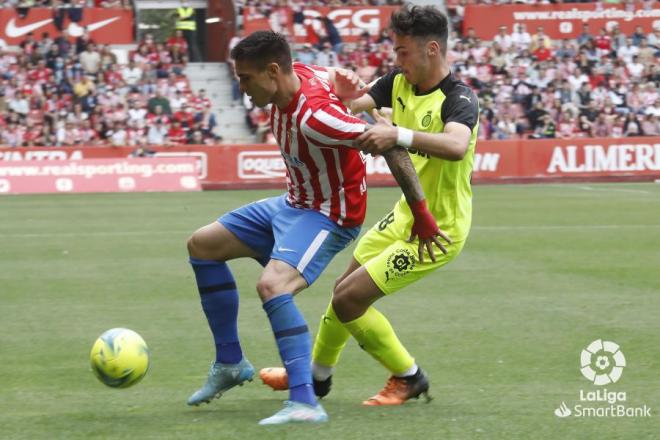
left=256, top=275, right=280, bottom=301
left=186, top=234, right=199, bottom=257
left=331, top=284, right=355, bottom=320
left=187, top=231, right=217, bottom=260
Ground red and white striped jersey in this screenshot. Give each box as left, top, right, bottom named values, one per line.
left=270, top=62, right=367, bottom=228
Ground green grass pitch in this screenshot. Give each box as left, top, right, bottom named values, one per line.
left=1, top=183, right=659, bottom=439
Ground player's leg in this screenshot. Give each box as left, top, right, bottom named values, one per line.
left=187, top=197, right=279, bottom=406
left=259, top=213, right=392, bottom=396
left=258, top=257, right=361, bottom=396
left=257, top=207, right=359, bottom=425
left=337, top=237, right=465, bottom=405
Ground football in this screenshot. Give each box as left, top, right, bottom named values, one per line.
left=90, top=328, right=150, bottom=388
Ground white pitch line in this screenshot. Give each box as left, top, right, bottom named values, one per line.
left=473, top=225, right=660, bottom=231
left=0, top=230, right=190, bottom=238
left=1, top=225, right=660, bottom=238
left=576, top=185, right=652, bottom=195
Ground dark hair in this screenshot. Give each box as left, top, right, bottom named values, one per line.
left=230, top=31, right=292, bottom=73
left=390, top=4, right=448, bottom=53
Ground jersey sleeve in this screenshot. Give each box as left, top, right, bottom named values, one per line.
left=301, top=102, right=367, bottom=149
left=367, top=69, right=399, bottom=109
left=441, top=85, right=479, bottom=131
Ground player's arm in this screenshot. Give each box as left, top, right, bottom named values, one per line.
left=327, top=67, right=381, bottom=114
left=357, top=86, right=479, bottom=161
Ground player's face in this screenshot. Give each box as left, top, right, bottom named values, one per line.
left=393, top=35, right=432, bottom=86
left=235, top=60, right=278, bottom=108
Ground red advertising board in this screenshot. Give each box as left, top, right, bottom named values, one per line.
left=463, top=3, right=659, bottom=40
left=0, top=157, right=200, bottom=195
left=0, top=8, right=134, bottom=45
left=243, top=6, right=398, bottom=43
left=1, top=137, right=659, bottom=192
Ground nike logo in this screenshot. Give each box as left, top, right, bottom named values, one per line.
left=5, top=16, right=120, bottom=39
left=277, top=247, right=296, bottom=253
left=284, top=358, right=300, bottom=366
left=459, top=95, right=472, bottom=103
left=6, top=18, right=53, bottom=38
left=66, top=17, right=121, bottom=37
left=397, top=97, right=406, bottom=111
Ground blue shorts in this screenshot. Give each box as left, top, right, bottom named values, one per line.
left=218, top=195, right=360, bottom=286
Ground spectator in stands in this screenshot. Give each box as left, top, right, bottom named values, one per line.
left=530, top=26, right=552, bottom=52
left=167, top=119, right=187, bottom=144
left=637, top=38, right=655, bottom=65
left=316, top=16, right=342, bottom=54
left=493, top=25, right=512, bottom=51
left=623, top=113, right=644, bottom=137
left=73, top=75, right=95, bottom=98
left=315, top=43, right=339, bottom=68
left=8, top=91, right=29, bottom=116
left=54, top=30, right=72, bottom=57
left=631, top=25, right=646, bottom=47
left=80, top=44, right=101, bottom=75
left=121, top=60, right=143, bottom=87
left=510, top=23, right=531, bottom=51
left=617, top=37, right=639, bottom=64
left=75, top=29, right=95, bottom=55
left=195, top=105, right=218, bottom=140
left=110, top=121, right=128, bottom=146
left=296, top=43, right=315, bottom=65
left=147, top=119, right=168, bottom=145
left=576, top=22, right=592, bottom=47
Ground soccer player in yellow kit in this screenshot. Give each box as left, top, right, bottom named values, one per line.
left=261, top=4, right=479, bottom=405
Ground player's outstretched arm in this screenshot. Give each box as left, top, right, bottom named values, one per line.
left=380, top=146, right=451, bottom=262
left=327, top=68, right=377, bottom=114
left=359, top=112, right=451, bottom=262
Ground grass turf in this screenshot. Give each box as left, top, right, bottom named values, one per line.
left=1, top=183, right=659, bottom=439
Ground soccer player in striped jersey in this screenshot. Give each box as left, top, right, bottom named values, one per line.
left=260, top=5, right=479, bottom=407
left=185, top=31, right=441, bottom=425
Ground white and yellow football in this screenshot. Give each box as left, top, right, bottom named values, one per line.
left=90, top=328, right=150, bottom=388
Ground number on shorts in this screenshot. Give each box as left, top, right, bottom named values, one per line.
left=378, top=211, right=395, bottom=231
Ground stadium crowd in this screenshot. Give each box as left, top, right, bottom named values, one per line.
left=235, top=9, right=658, bottom=141
left=0, top=29, right=220, bottom=147
left=0, top=0, right=131, bottom=8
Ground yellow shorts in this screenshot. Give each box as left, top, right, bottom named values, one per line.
left=353, top=209, right=465, bottom=295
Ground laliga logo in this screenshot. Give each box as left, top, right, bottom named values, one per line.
left=580, top=339, right=626, bottom=386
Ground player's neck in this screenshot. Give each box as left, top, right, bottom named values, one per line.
left=272, top=73, right=301, bottom=110
left=416, top=63, right=451, bottom=94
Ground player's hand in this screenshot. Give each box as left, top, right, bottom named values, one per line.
left=355, top=111, right=397, bottom=155
left=408, top=200, right=452, bottom=263
left=334, top=69, right=371, bottom=103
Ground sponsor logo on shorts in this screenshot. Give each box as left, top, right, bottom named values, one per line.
left=384, top=248, right=415, bottom=282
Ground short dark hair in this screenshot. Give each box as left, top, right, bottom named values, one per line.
left=230, top=31, right=292, bottom=73
left=390, top=4, right=448, bottom=53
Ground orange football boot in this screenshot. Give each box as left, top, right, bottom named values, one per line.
left=362, top=370, right=432, bottom=406
left=259, top=367, right=289, bottom=391
left=259, top=367, right=333, bottom=397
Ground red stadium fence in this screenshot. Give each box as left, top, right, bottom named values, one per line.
left=463, top=3, right=659, bottom=40
left=0, top=8, right=134, bottom=45
left=0, top=157, right=200, bottom=194
left=243, top=6, right=398, bottom=43
left=1, top=136, right=659, bottom=194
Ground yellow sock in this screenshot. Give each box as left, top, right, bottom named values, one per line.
left=312, top=302, right=351, bottom=367
left=343, top=306, right=414, bottom=375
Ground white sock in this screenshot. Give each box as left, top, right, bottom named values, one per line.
left=394, top=364, right=418, bottom=378
left=312, top=362, right=334, bottom=381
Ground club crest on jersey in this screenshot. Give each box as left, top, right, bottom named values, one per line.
left=385, top=248, right=415, bottom=282
left=421, top=111, right=432, bottom=128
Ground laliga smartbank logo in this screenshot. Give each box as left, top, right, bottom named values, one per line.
left=554, top=339, right=651, bottom=419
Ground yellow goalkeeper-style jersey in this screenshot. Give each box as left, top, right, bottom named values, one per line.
left=368, top=70, right=479, bottom=241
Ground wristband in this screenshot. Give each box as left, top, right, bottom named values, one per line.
left=396, top=127, right=414, bottom=149
left=409, top=199, right=428, bottom=216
